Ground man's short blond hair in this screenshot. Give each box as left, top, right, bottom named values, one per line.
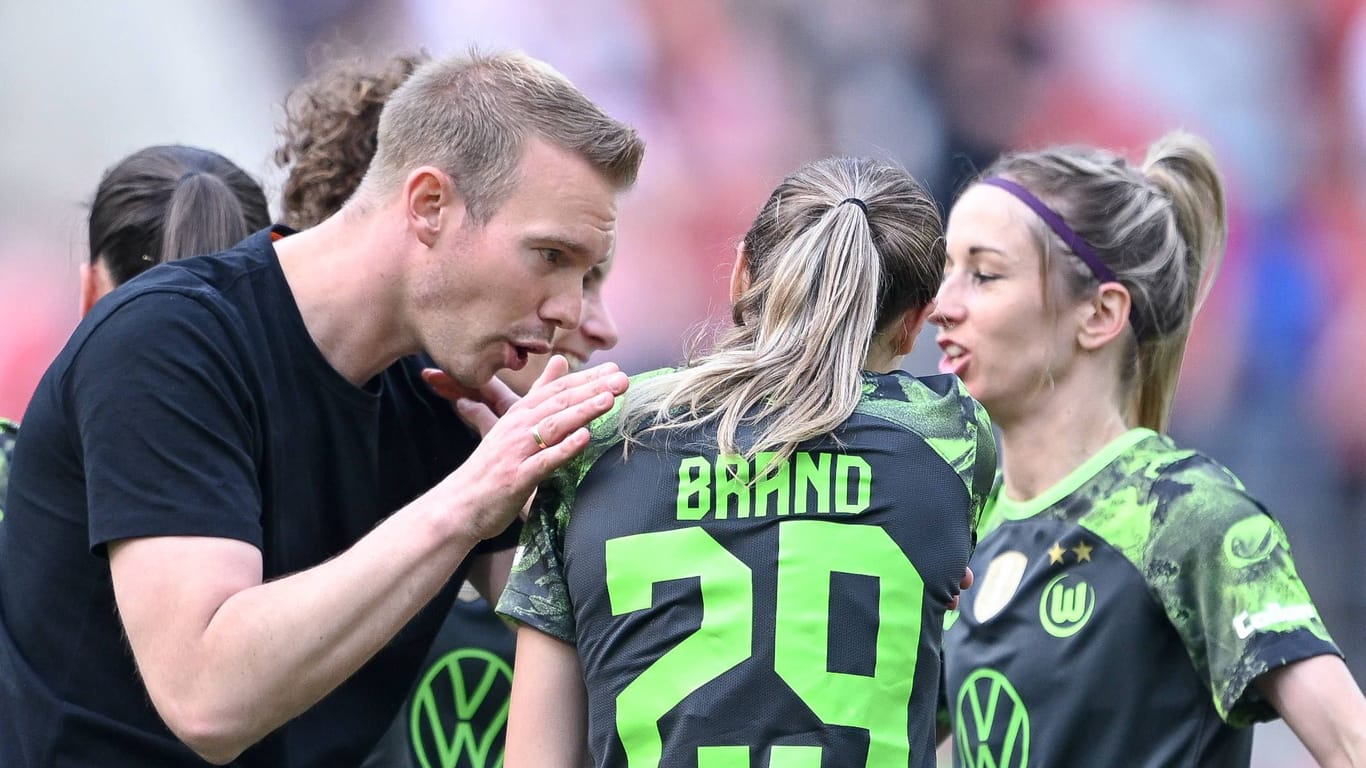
left=363, top=49, right=644, bottom=221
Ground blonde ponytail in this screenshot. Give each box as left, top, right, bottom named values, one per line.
left=1134, top=131, right=1228, bottom=431
left=620, top=157, right=943, bottom=463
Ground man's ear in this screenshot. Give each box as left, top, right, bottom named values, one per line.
left=1078, top=282, right=1132, bottom=350
left=729, top=241, right=752, bottom=303
left=405, top=167, right=462, bottom=247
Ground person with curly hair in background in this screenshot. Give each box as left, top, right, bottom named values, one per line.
left=276, top=51, right=431, bottom=232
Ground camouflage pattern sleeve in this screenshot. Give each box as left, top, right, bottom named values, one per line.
left=495, top=472, right=578, bottom=643
left=1142, top=457, right=1340, bottom=726
left=0, top=418, right=17, bottom=522
left=495, top=380, right=639, bottom=643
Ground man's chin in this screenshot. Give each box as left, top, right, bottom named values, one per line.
left=427, top=358, right=491, bottom=390
left=495, top=369, right=531, bottom=397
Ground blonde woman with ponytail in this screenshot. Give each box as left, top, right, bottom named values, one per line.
left=499, top=157, right=997, bottom=767
left=936, top=131, right=1366, bottom=767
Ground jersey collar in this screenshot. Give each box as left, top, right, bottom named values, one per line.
left=994, top=427, right=1157, bottom=522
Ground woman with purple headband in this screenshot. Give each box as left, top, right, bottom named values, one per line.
left=933, top=131, right=1366, bottom=767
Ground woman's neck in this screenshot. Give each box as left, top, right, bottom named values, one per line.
left=996, top=381, right=1131, bottom=502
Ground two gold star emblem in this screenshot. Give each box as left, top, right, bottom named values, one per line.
left=1048, top=539, right=1093, bottom=564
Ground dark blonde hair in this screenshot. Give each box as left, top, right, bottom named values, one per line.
left=89, top=145, right=270, bottom=285
left=276, top=51, right=430, bottom=229
left=361, top=50, right=644, bottom=221
left=984, top=130, right=1227, bottom=432
left=621, top=157, right=945, bottom=463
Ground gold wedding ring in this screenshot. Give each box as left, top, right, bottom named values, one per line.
left=530, top=425, right=549, bottom=450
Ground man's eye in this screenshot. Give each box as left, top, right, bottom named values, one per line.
left=973, top=271, right=1000, bottom=283
left=540, top=249, right=563, bottom=265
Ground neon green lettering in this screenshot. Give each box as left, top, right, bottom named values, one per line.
left=754, top=452, right=789, bottom=518
left=716, top=455, right=750, bottom=519
left=835, top=455, right=872, bottom=515
left=794, top=453, right=831, bottom=515
left=677, top=456, right=711, bottom=521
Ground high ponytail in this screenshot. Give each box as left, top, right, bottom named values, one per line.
left=1133, top=132, right=1228, bottom=431
left=619, top=157, right=943, bottom=464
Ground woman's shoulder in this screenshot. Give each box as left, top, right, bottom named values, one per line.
left=1130, top=435, right=1256, bottom=518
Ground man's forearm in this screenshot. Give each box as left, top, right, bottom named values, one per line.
left=111, top=493, right=480, bottom=763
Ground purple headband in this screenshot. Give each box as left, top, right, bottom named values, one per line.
left=979, top=177, right=1116, bottom=284
left=981, top=176, right=1147, bottom=339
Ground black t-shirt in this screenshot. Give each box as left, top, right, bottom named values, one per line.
left=0, top=227, right=516, bottom=767
left=500, top=369, right=997, bottom=768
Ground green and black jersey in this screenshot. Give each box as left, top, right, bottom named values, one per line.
left=499, top=369, right=996, bottom=768
left=0, top=418, right=17, bottom=521
left=942, top=428, right=1340, bottom=768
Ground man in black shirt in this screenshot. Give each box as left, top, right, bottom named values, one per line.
left=0, top=49, right=641, bottom=767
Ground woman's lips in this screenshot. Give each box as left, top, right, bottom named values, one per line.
left=938, top=340, right=969, bottom=376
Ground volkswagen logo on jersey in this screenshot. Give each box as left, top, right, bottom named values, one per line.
left=410, top=648, right=513, bottom=768
left=955, top=668, right=1030, bottom=768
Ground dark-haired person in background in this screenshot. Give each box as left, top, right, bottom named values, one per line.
left=0, top=142, right=271, bottom=520
left=80, top=144, right=272, bottom=313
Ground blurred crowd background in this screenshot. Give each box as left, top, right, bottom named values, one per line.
left=2, top=1, right=1363, bottom=763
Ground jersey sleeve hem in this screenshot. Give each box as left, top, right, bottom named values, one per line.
left=495, top=589, right=576, bottom=644
left=1222, top=633, right=1343, bottom=727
